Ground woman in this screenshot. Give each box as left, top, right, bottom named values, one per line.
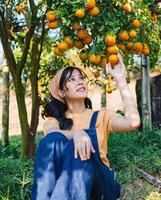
left=31, top=54, right=140, bottom=200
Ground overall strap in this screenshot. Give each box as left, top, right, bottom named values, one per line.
left=89, top=110, right=99, bottom=129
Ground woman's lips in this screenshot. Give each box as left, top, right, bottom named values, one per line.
left=76, top=87, right=85, bottom=92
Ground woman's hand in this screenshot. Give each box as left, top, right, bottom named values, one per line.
left=73, top=130, right=95, bottom=161
left=106, top=53, right=127, bottom=81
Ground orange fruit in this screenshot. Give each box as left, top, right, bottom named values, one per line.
left=72, top=22, right=81, bottom=30
left=119, top=31, right=129, bottom=40
left=48, top=21, right=58, bottom=29
left=64, top=37, right=74, bottom=48
left=74, top=40, right=85, bottom=49
left=126, top=42, right=134, bottom=50
left=89, top=54, right=96, bottom=63
left=104, top=79, right=110, bottom=85
left=129, top=30, right=137, bottom=38
left=79, top=52, right=88, bottom=60
left=57, top=41, right=69, bottom=52
left=142, top=43, right=150, bottom=55
left=109, top=54, right=119, bottom=66
left=142, top=48, right=150, bottom=55
left=75, top=9, right=85, bottom=19
left=46, top=11, right=56, bottom=22
left=107, top=45, right=118, bottom=54
left=89, top=54, right=101, bottom=64
left=106, top=85, right=112, bottom=93
left=77, top=28, right=88, bottom=39
left=100, top=58, right=108, bottom=67
left=86, top=0, right=96, bottom=9
left=93, top=70, right=100, bottom=78
left=118, top=44, right=126, bottom=51
left=17, top=5, right=23, bottom=13
left=132, top=19, right=141, bottom=27
left=83, top=35, right=92, bottom=44
left=123, top=3, right=132, bottom=13
left=95, top=55, right=101, bottom=64
left=88, top=7, right=100, bottom=16
left=133, top=42, right=143, bottom=53
left=53, top=47, right=64, bottom=56
left=151, top=14, right=158, bottom=22
left=105, top=35, right=116, bottom=46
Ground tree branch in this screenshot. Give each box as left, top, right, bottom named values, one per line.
left=0, top=15, right=17, bottom=76
left=29, top=0, right=37, bottom=13
left=138, top=168, right=161, bottom=188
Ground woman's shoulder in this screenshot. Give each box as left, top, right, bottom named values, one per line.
left=43, top=117, right=59, bottom=134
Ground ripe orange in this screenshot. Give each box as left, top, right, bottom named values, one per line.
left=79, top=52, right=88, bottom=60
left=17, top=5, right=23, bottom=13
left=100, top=58, right=108, bottom=67
left=89, top=54, right=101, bottom=64
left=72, top=22, right=81, bottom=30
left=53, top=47, right=64, bottom=56
left=95, top=55, right=101, bottom=64
left=118, top=44, right=126, bottom=51
left=48, top=21, right=58, bottom=29
left=86, top=0, right=96, bottom=9
left=142, top=43, right=150, bottom=55
left=93, top=70, right=100, bottom=78
left=64, top=37, right=74, bottom=48
left=129, top=30, right=137, bottom=38
left=106, top=85, right=112, bottom=93
left=133, top=42, right=143, bottom=53
left=57, top=41, right=69, bottom=52
left=123, top=3, right=132, bottom=13
left=107, top=45, right=118, bottom=54
left=126, top=42, right=134, bottom=50
left=151, top=14, right=158, bottom=22
left=46, top=11, right=56, bottom=22
left=75, top=9, right=85, bottom=19
left=88, top=6, right=100, bottom=16
left=105, top=35, right=116, bottom=46
left=109, top=54, right=119, bottom=66
left=77, top=28, right=88, bottom=39
left=74, top=40, right=85, bottom=49
left=132, top=19, right=141, bottom=27
left=119, top=31, right=129, bottom=40
left=83, top=35, right=92, bottom=44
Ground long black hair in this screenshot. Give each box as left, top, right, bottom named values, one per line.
left=41, top=66, right=92, bottom=130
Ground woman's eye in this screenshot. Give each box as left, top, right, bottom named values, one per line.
left=69, top=78, right=75, bottom=82
left=79, top=76, right=85, bottom=79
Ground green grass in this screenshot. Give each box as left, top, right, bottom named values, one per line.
left=0, top=129, right=161, bottom=200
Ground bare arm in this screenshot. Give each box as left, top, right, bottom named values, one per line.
left=106, top=54, right=140, bottom=132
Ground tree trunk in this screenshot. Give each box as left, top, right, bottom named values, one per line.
left=136, top=79, right=142, bottom=131
left=29, top=37, right=41, bottom=155
left=13, top=76, right=35, bottom=158
left=141, top=55, right=152, bottom=130
left=1, top=66, right=10, bottom=147
left=101, top=68, right=106, bottom=107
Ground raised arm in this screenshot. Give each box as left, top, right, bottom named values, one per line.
left=106, top=54, right=140, bottom=133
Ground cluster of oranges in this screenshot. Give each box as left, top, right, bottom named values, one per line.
left=46, top=11, right=58, bottom=29
left=48, top=0, right=151, bottom=69
left=75, top=0, right=100, bottom=19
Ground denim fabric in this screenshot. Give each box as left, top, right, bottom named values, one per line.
left=31, top=111, right=121, bottom=200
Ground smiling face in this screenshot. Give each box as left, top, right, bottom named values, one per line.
left=58, top=68, right=88, bottom=102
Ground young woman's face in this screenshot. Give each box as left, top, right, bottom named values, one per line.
left=61, top=69, right=88, bottom=102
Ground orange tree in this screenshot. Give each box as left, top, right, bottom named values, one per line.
left=46, top=0, right=160, bottom=89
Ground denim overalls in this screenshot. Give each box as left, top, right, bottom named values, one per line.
left=31, top=111, right=121, bottom=200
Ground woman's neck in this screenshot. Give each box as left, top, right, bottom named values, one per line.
left=66, top=100, right=86, bottom=114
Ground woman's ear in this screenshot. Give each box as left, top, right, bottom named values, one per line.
left=58, top=89, right=65, bottom=98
